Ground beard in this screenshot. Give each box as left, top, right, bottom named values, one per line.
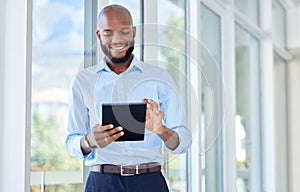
left=100, top=39, right=135, bottom=64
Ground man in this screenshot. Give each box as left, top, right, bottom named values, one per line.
left=66, top=4, right=192, bottom=192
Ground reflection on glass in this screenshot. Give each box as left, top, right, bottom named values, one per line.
left=31, top=0, right=84, bottom=191
left=235, top=0, right=259, bottom=26
left=158, top=1, right=187, bottom=191
left=273, top=54, right=288, bottom=192
left=200, top=3, right=223, bottom=192
left=235, top=25, right=261, bottom=192
left=272, top=0, right=286, bottom=48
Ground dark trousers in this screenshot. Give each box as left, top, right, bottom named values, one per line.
left=85, top=171, right=169, bottom=192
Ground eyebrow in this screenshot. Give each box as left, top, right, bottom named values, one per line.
left=102, top=25, right=132, bottom=31
left=101, top=26, right=132, bottom=32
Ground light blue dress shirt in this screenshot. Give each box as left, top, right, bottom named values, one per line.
left=66, top=56, right=192, bottom=166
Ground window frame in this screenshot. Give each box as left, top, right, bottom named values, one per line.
left=1, top=0, right=33, bottom=191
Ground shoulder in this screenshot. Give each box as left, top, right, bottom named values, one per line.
left=141, top=62, right=171, bottom=77
left=74, top=65, right=97, bottom=80
left=71, top=65, right=98, bottom=87
left=138, top=61, right=179, bottom=92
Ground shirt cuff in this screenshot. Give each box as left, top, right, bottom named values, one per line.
left=166, top=126, right=192, bottom=154
left=67, top=136, right=95, bottom=161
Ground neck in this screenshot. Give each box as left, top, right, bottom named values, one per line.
left=106, top=55, right=133, bottom=74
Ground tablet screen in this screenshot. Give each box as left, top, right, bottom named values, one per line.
left=102, top=103, right=146, bottom=141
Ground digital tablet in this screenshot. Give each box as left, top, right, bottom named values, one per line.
left=102, top=103, right=147, bottom=141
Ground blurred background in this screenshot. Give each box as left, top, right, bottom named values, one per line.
left=1, top=0, right=300, bottom=191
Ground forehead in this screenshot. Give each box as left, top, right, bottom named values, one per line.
left=98, top=8, right=132, bottom=30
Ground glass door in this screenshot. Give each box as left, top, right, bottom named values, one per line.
left=200, top=3, right=223, bottom=192
left=31, top=0, right=85, bottom=191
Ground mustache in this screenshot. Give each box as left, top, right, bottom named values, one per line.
left=108, top=42, right=129, bottom=49
left=100, top=39, right=135, bottom=64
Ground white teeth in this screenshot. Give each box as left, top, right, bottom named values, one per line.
left=110, top=45, right=125, bottom=50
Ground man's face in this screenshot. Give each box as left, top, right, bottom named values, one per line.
left=96, top=10, right=136, bottom=64
left=100, top=38, right=134, bottom=64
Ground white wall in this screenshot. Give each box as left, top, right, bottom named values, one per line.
left=0, top=0, right=31, bottom=191
left=0, top=0, right=5, bottom=188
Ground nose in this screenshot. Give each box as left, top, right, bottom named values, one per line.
left=111, top=33, right=122, bottom=44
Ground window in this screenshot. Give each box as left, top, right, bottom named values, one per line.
left=200, top=3, right=223, bottom=192
left=272, top=0, right=286, bottom=48
left=157, top=0, right=188, bottom=191
left=235, top=0, right=259, bottom=26
left=273, top=53, right=288, bottom=192
left=235, top=24, right=262, bottom=192
left=31, top=0, right=84, bottom=191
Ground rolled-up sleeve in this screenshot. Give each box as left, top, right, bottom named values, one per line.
left=167, top=126, right=192, bottom=154
left=65, top=76, right=95, bottom=161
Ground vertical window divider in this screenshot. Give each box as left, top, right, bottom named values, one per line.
left=84, top=0, right=99, bottom=69
left=222, top=1, right=237, bottom=192
left=82, top=0, right=99, bottom=183
left=260, top=0, right=276, bottom=191
left=26, top=0, right=33, bottom=191
left=186, top=0, right=202, bottom=191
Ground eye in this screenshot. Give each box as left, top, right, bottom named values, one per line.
left=102, top=31, right=113, bottom=37
left=120, top=29, right=130, bottom=35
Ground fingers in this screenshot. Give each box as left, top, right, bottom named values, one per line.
left=141, top=98, right=159, bottom=111
left=106, top=126, right=123, bottom=138
left=93, top=124, right=114, bottom=133
left=101, top=127, right=124, bottom=146
left=108, top=129, right=124, bottom=141
left=101, top=124, right=115, bottom=132
left=141, top=98, right=148, bottom=103
left=145, top=108, right=151, bottom=121
left=91, top=124, right=124, bottom=147
left=148, top=99, right=158, bottom=111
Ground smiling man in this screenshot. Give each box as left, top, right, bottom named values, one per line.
left=66, top=4, right=192, bottom=192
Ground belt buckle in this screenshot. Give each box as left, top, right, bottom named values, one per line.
left=120, top=165, right=138, bottom=176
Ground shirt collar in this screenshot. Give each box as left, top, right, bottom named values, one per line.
left=94, top=55, right=144, bottom=73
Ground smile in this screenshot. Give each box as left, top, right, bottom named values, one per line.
left=109, top=44, right=128, bottom=51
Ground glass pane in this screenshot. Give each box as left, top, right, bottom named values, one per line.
left=109, top=0, right=142, bottom=60
left=31, top=0, right=84, bottom=191
left=157, top=1, right=187, bottom=191
left=214, top=0, right=227, bottom=5
left=200, top=4, right=223, bottom=192
left=235, top=25, right=261, bottom=192
left=272, top=0, right=286, bottom=48
left=235, top=0, right=259, bottom=26
left=273, top=53, right=288, bottom=192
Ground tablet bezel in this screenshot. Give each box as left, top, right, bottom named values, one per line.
left=101, top=103, right=147, bottom=141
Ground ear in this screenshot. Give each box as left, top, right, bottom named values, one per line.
left=96, top=30, right=101, bottom=40
left=132, top=26, right=136, bottom=38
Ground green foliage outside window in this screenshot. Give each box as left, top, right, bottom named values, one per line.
left=31, top=112, right=83, bottom=192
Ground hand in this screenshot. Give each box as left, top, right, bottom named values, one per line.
left=142, top=99, right=165, bottom=135
left=141, top=99, right=179, bottom=150
left=87, top=124, right=124, bottom=148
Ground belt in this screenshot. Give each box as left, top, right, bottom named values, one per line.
left=90, top=162, right=161, bottom=176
